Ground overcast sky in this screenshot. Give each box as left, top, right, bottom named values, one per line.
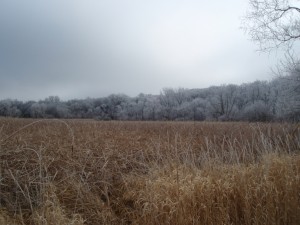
left=0, top=0, right=286, bottom=101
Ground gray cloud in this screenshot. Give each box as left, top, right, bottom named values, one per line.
left=0, top=0, right=286, bottom=101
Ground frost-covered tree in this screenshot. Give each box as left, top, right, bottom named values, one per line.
left=274, top=57, right=300, bottom=120
left=187, top=98, right=208, bottom=121
left=208, top=85, right=239, bottom=120
left=243, top=0, right=300, bottom=51
left=135, top=93, right=147, bottom=120
left=159, top=88, right=178, bottom=120
left=40, top=96, right=70, bottom=118
left=30, top=102, right=47, bottom=118
left=0, top=99, right=22, bottom=117
left=104, top=94, right=129, bottom=120
left=241, top=100, right=273, bottom=121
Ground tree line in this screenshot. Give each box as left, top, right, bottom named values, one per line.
left=1, top=70, right=299, bottom=122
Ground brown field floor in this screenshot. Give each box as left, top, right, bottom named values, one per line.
left=0, top=118, right=299, bottom=224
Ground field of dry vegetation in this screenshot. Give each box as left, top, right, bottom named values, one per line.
left=0, top=118, right=299, bottom=225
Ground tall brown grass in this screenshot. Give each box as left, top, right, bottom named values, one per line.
left=0, top=119, right=299, bottom=224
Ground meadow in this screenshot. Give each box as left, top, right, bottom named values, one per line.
left=0, top=118, right=299, bottom=225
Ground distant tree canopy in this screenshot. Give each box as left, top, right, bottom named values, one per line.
left=1, top=76, right=299, bottom=121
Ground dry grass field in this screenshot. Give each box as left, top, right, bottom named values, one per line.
left=0, top=118, right=299, bottom=225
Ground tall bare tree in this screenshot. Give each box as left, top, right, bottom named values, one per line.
left=243, top=0, right=300, bottom=51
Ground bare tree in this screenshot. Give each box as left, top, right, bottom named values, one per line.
left=243, top=0, right=300, bottom=51
left=273, top=51, right=300, bottom=77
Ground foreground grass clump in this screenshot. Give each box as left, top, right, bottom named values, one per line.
left=0, top=118, right=299, bottom=224
left=123, top=155, right=300, bottom=225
